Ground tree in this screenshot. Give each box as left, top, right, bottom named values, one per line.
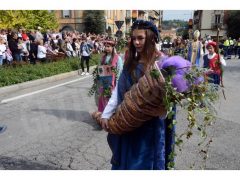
left=0, top=10, right=59, bottom=31
left=182, top=27, right=189, bottom=40
left=226, top=11, right=240, bottom=39
left=162, top=20, right=188, bottom=30
left=83, top=10, right=105, bottom=34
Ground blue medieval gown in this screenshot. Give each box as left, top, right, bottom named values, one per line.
left=107, top=63, right=176, bottom=170
left=187, top=41, right=202, bottom=67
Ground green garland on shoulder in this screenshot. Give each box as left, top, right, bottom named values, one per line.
left=88, top=66, right=99, bottom=97
left=88, top=66, right=119, bottom=98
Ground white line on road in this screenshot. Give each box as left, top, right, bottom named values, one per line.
left=1, top=75, right=90, bottom=104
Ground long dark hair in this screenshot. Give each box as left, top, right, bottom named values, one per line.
left=124, top=29, right=158, bottom=79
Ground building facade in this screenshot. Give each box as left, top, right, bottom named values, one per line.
left=54, top=10, right=126, bottom=35
left=54, top=10, right=163, bottom=36
left=54, top=10, right=84, bottom=32
left=148, top=10, right=163, bottom=31
left=105, top=10, right=126, bottom=36
left=193, top=10, right=228, bottom=40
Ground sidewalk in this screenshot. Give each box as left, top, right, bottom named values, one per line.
left=0, top=66, right=96, bottom=102
left=0, top=66, right=97, bottom=99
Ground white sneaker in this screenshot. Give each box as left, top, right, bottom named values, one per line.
left=86, top=72, right=90, bottom=75
left=81, top=72, right=86, bottom=76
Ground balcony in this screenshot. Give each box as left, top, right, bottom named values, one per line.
left=211, top=23, right=223, bottom=29
left=194, top=19, right=199, bottom=24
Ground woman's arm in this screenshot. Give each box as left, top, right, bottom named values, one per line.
left=220, top=56, right=227, bottom=66
left=101, top=82, right=119, bottom=119
left=116, top=56, right=123, bottom=79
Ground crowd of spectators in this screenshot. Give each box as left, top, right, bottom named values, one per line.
left=0, top=27, right=111, bottom=66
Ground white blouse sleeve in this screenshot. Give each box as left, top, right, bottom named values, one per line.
left=101, top=82, right=119, bottom=120
left=220, top=56, right=227, bottom=66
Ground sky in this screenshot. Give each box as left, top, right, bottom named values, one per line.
left=163, top=10, right=193, bottom=21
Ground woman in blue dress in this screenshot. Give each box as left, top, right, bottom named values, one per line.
left=99, top=20, right=176, bottom=170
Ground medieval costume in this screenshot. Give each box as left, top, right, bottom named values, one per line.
left=95, top=40, right=123, bottom=112
left=92, top=54, right=193, bottom=169
left=92, top=20, right=197, bottom=170
left=203, top=41, right=226, bottom=85
left=173, top=37, right=185, bottom=57
left=104, top=59, right=175, bottom=170
left=187, top=30, right=204, bottom=67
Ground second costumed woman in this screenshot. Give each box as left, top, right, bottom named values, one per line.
left=92, top=37, right=123, bottom=116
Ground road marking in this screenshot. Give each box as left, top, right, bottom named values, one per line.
left=1, top=76, right=91, bottom=104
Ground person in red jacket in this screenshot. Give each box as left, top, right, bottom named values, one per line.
left=203, top=41, right=226, bottom=85
left=21, top=29, right=29, bottom=41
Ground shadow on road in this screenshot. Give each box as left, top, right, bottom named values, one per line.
left=31, top=109, right=102, bottom=131
left=0, top=156, right=60, bottom=170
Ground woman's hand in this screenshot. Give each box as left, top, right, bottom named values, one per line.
left=100, top=118, right=109, bottom=132
left=205, top=69, right=214, bottom=75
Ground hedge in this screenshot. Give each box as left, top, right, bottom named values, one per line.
left=0, top=54, right=101, bottom=87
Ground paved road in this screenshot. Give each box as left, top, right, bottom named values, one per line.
left=0, top=57, right=240, bottom=170
left=175, top=57, right=240, bottom=169
left=0, top=75, right=111, bottom=170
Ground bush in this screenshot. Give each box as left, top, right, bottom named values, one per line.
left=0, top=54, right=101, bottom=87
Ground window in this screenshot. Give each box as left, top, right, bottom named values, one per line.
left=215, top=14, right=221, bottom=24
left=62, top=10, right=71, bottom=18
left=126, top=10, right=131, bottom=17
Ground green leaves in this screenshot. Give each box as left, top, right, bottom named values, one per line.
left=0, top=54, right=101, bottom=87
left=88, top=66, right=99, bottom=97
left=0, top=10, right=58, bottom=31
left=156, top=65, right=220, bottom=169
left=150, top=69, right=161, bottom=80
left=115, top=38, right=128, bottom=53
left=83, top=10, right=105, bottom=34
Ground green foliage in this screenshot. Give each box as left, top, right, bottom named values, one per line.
left=0, top=54, right=101, bottom=87
left=150, top=66, right=220, bottom=169
left=88, top=66, right=99, bottom=97
left=150, top=69, right=161, bottom=80
left=25, top=10, right=59, bottom=32
left=162, top=20, right=188, bottom=30
left=226, top=11, right=240, bottom=39
left=115, top=38, right=128, bottom=53
left=83, top=10, right=105, bottom=34
left=0, top=10, right=59, bottom=31
left=177, top=26, right=189, bottom=40
left=88, top=63, right=119, bottom=99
